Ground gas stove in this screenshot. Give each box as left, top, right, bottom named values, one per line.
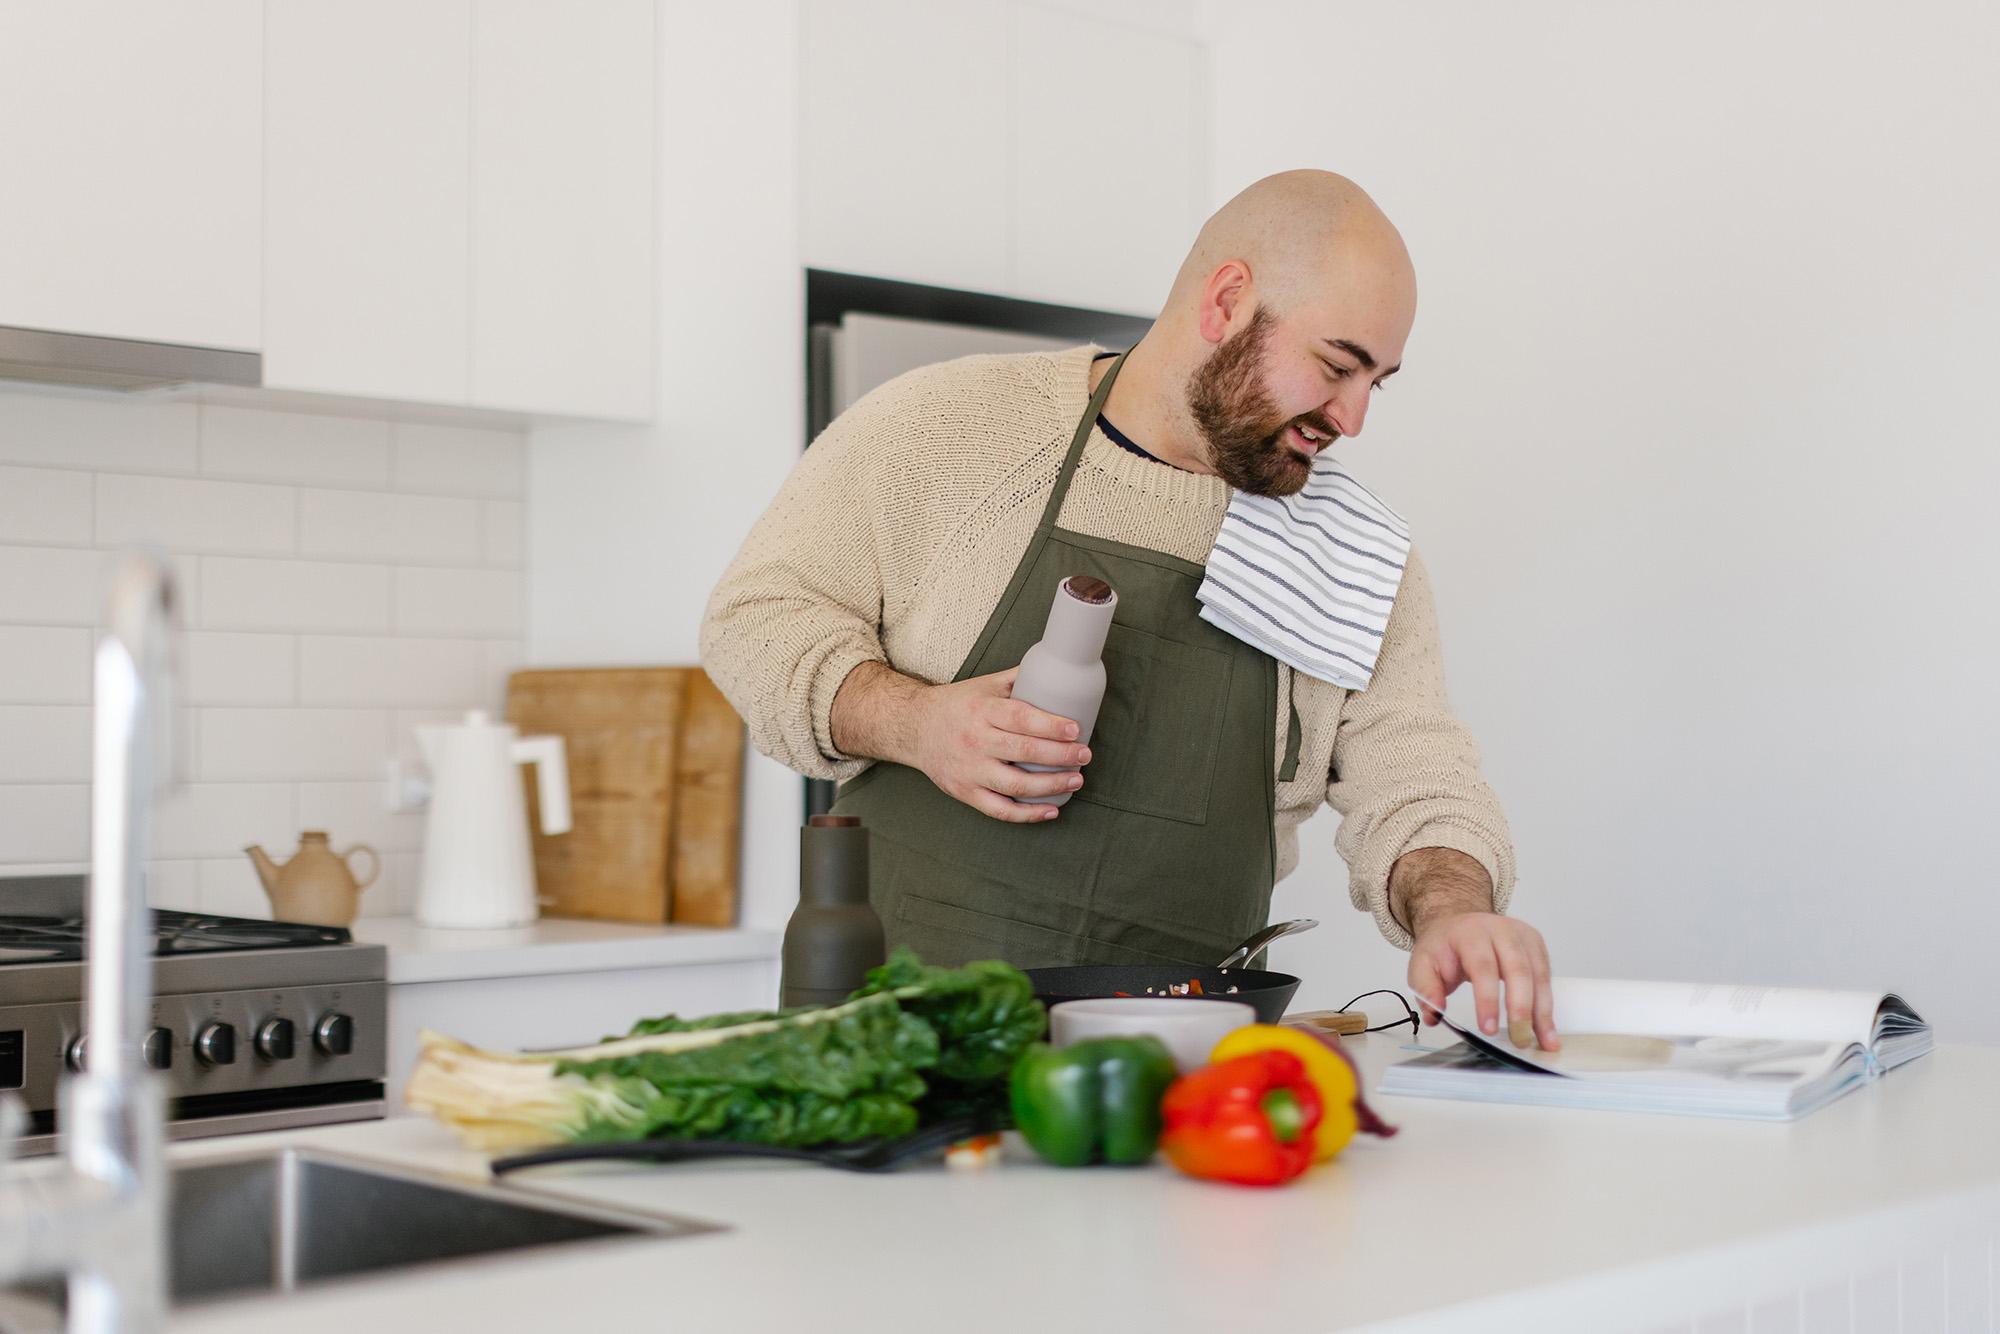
left=0, top=874, right=388, bottom=1157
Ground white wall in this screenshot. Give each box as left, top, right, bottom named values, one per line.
left=528, top=0, right=805, bottom=938
left=1212, top=2, right=2000, bottom=1040
left=799, top=0, right=1209, bottom=315
left=0, top=388, right=526, bottom=919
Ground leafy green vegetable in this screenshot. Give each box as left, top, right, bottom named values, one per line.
left=405, top=950, right=1045, bottom=1152
left=561, top=992, right=937, bottom=1144
left=853, top=952, right=1049, bottom=1084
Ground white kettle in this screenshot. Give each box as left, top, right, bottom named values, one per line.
left=414, top=710, right=571, bottom=929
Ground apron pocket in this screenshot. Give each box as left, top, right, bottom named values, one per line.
left=1075, top=622, right=1229, bottom=825
left=896, top=894, right=1213, bottom=969
left=896, top=893, right=1083, bottom=969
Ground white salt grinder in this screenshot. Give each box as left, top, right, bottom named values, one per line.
left=1012, top=575, right=1116, bottom=807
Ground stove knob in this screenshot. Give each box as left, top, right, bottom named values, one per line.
left=254, top=1017, right=296, bottom=1062
left=313, top=1013, right=355, bottom=1057
left=64, top=1034, right=87, bottom=1073
left=194, top=1021, right=237, bottom=1067
left=143, top=1027, right=173, bottom=1070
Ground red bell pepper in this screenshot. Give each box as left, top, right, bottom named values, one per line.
left=1158, top=1049, right=1323, bottom=1186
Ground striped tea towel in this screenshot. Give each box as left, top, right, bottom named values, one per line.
left=1196, top=458, right=1412, bottom=690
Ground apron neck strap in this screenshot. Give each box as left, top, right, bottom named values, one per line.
left=1037, top=349, right=1128, bottom=534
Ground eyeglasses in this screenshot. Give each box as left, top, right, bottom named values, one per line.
left=1337, top=988, right=1422, bottom=1038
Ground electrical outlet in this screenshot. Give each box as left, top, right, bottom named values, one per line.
left=383, top=758, right=431, bottom=814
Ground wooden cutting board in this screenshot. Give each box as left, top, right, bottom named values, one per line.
left=504, top=667, right=744, bottom=925
left=668, top=671, right=744, bottom=927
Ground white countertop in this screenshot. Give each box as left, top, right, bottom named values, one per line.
left=142, top=1033, right=2000, bottom=1333
left=348, top=915, right=780, bottom=984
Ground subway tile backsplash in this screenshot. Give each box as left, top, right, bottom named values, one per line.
left=0, top=385, right=527, bottom=920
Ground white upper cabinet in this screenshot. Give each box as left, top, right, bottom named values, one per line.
left=265, top=0, right=473, bottom=407
left=471, top=0, right=656, bottom=421
left=0, top=2, right=261, bottom=350
left=798, top=0, right=1206, bottom=317
left=266, top=0, right=654, bottom=420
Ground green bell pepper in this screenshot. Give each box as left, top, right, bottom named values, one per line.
left=1008, top=1036, right=1179, bottom=1167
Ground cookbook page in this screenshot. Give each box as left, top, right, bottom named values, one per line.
left=1420, top=977, right=1887, bottom=1078
left=1386, top=1030, right=1860, bottom=1102
left=1551, top=978, right=1888, bottom=1041
left=1432, top=1011, right=1853, bottom=1084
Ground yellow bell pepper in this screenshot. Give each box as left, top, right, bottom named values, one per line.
left=1208, top=1024, right=1396, bottom=1162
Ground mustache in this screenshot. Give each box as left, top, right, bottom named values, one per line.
left=1288, top=414, right=1340, bottom=440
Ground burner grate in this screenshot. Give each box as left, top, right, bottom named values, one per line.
left=0, top=906, right=352, bottom=966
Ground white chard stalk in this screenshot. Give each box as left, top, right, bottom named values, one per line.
left=405, top=1000, right=885, bottom=1151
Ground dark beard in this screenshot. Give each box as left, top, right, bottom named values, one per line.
left=1184, top=305, right=1317, bottom=498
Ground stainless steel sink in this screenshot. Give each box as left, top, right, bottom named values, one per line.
left=5, top=1147, right=718, bottom=1320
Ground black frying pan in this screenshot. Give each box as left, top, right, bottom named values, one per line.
left=1024, top=964, right=1300, bottom=1025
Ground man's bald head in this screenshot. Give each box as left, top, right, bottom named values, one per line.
left=1120, top=170, right=1417, bottom=497
left=1167, top=170, right=1416, bottom=326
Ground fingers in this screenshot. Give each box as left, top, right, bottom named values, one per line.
left=1410, top=946, right=1464, bottom=1026
left=1461, top=941, right=1503, bottom=1036
left=1407, top=953, right=1444, bottom=1026
left=996, top=696, right=1082, bottom=743
left=1531, top=932, right=1559, bottom=1051
left=1497, top=926, right=1559, bottom=1051
left=1409, top=917, right=1561, bottom=1052
left=991, top=727, right=1091, bottom=770
left=956, top=783, right=1060, bottom=823
left=925, top=670, right=1096, bottom=823
left=1494, top=935, right=1538, bottom=1049
left=979, top=759, right=1084, bottom=801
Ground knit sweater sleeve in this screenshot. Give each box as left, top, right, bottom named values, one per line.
left=699, top=381, right=902, bottom=783
left=1325, top=545, right=1518, bottom=950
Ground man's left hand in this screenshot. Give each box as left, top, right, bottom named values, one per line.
left=1390, top=847, right=1558, bottom=1051
left=1408, top=910, right=1559, bottom=1052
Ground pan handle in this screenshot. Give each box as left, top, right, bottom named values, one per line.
left=1216, top=918, right=1319, bottom=970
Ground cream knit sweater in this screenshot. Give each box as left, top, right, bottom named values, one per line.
left=700, top=345, right=1515, bottom=949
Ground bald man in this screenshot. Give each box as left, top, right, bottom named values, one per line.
left=703, top=170, right=1558, bottom=1051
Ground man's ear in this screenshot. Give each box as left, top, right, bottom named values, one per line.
left=1197, top=260, right=1253, bottom=343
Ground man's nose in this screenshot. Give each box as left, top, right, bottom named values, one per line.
left=1323, top=385, right=1371, bottom=440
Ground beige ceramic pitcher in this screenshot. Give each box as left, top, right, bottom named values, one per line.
left=244, top=831, right=379, bottom=927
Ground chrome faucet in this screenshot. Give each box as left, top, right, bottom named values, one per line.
left=0, top=553, right=176, bottom=1331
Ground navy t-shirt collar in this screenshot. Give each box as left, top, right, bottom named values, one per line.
left=1091, top=350, right=1167, bottom=466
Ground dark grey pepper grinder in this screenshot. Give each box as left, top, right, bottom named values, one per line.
left=779, top=814, right=886, bottom=1007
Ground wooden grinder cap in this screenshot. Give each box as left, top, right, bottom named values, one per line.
left=1064, top=576, right=1114, bottom=604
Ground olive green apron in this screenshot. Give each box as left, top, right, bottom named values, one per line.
left=831, top=351, right=1284, bottom=969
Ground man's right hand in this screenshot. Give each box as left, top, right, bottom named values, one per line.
left=831, top=662, right=1090, bottom=823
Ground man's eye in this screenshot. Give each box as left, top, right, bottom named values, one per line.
left=1321, top=360, right=1354, bottom=380
left=1370, top=379, right=1388, bottom=394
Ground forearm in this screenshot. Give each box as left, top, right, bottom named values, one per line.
left=829, top=660, right=930, bottom=767
left=1389, top=846, right=1494, bottom=937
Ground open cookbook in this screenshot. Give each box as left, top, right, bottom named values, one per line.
left=1378, top=977, right=1933, bottom=1121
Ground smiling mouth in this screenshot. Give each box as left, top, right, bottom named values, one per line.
left=1284, top=423, right=1332, bottom=461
